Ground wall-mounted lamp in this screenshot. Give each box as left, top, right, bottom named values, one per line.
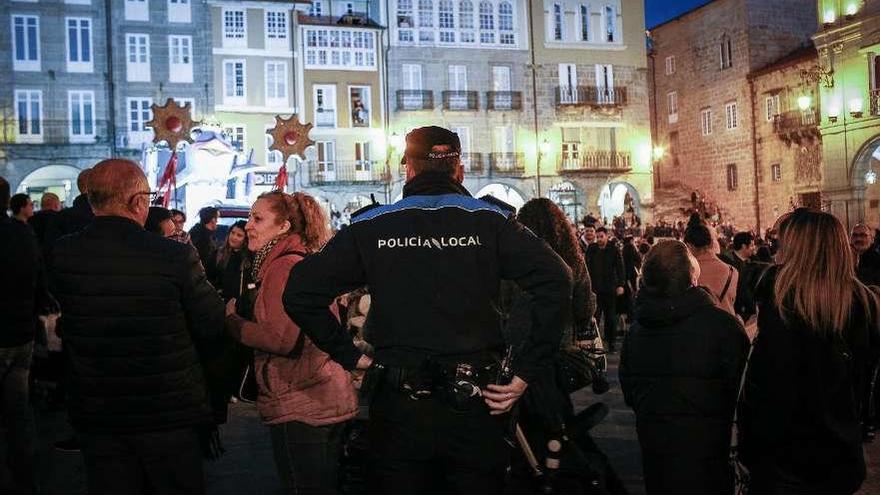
left=824, top=9, right=836, bottom=24
left=850, top=98, right=864, bottom=118
left=797, top=95, right=812, bottom=111
left=846, top=3, right=859, bottom=16
left=828, top=105, right=840, bottom=123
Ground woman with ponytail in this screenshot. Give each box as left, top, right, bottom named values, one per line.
left=684, top=213, right=739, bottom=316
left=225, top=191, right=357, bottom=494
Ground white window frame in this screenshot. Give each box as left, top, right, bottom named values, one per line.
left=126, top=97, right=153, bottom=148
left=222, top=8, right=247, bottom=48
left=667, top=91, right=678, bottom=123
left=665, top=55, right=675, bottom=75
left=223, top=124, right=246, bottom=153
left=303, top=28, right=377, bottom=71
left=264, top=61, right=288, bottom=107
left=125, top=33, right=151, bottom=82
left=552, top=3, right=564, bottom=41
left=720, top=36, right=733, bottom=69
left=65, top=0, right=92, bottom=4
left=266, top=124, right=283, bottom=167
left=310, top=0, right=324, bottom=16
left=168, top=35, right=193, bottom=83
left=125, top=0, right=150, bottom=21
left=12, top=15, right=40, bottom=72
left=314, top=84, right=338, bottom=128
left=701, top=108, right=713, bottom=136
left=265, top=9, right=289, bottom=48
left=765, top=94, right=780, bottom=122
left=65, top=17, right=93, bottom=73
left=349, top=85, right=371, bottom=127
left=174, top=97, right=195, bottom=117
left=315, top=141, right=337, bottom=180
left=14, top=89, right=43, bottom=143
left=579, top=4, right=591, bottom=42
left=603, top=4, right=617, bottom=43
left=726, top=101, right=739, bottom=130
left=168, top=0, right=191, bottom=23
left=223, top=59, right=246, bottom=106
left=68, top=90, right=96, bottom=143
left=771, top=163, right=782, bottom=182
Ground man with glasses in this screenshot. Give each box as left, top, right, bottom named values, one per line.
left=49, top=159, right=226, bottom=495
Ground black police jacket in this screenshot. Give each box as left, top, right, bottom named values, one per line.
left=283, top=172, right=573, bottom=384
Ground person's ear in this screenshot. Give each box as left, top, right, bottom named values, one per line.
left=279, top=220, right=291, bottom=235
left=453, top=162, right=464, bottom=184
left=405, top=159, right=415, bottom=181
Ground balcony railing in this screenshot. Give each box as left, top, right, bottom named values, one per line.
left=557, top=151, right=632, bottom=172
left=442, top=91, right=479, bottom=111
left=486, top=91, right=523, bottom=111
left=489, top=152, right=525, bottom=175
left=772, top=110, right=820, bottom=144
left=308, top=160, right=386, bottom=184
left=556, top=86, right=628, bottom=107
left=871, top=89, right=880, bottom=117
left=461, top=152, right=485, bottom=173
left=396, top=90, right=434, bottom=111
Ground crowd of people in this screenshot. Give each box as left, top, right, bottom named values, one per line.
left=1, top=124, right=879, bottom=495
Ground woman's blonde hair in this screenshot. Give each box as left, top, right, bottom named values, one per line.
left=257, top=191, right=330, bottom=252
left=774, top=208, right=874, bottom=333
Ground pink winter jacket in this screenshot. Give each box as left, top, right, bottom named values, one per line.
left=233, top=234, right=358, bottom=426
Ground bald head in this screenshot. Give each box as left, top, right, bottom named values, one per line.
left=88, top=159, right=150, bottom=226
left=41, top=192, right=61, bottom=211
left=77, top=168, right=92, bottom=195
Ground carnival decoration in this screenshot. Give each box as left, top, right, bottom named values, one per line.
left=146, top=98, right=199, bottom=206
left=266, top=114, right=314, bottom=191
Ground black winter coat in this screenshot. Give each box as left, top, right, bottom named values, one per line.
left=621, top=287, right=748, bottom=495
left=585, top=242, right=625, bottom=295
left=45, top=194, right=93, bottom=247
left=190, top=223, right=218, bottom=281
left=0, top=214, right=52, bottom=347
left=740, top=266, right=877, bottom=494
left=50, top=216, right=226, bottom=434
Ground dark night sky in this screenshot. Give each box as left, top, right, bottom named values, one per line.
left=645, top=0, right=714, bottom=28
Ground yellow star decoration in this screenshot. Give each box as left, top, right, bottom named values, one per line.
left=146, top=98, right=198, bottom=150
left=267, top=114, right=315, bottom=163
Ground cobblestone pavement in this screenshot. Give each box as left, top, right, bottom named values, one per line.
left=4, top=355, right=879, bottom=494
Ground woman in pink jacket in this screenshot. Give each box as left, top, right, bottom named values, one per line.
left=225, top=191, right=357, bottom=494
left=684, top=213, right=739, bottom=316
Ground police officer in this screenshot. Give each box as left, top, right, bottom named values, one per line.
left=282, top=126, right=572, bottom=494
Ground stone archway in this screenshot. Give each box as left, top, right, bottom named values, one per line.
left=548, top=181, right=586, bottom=224
left=17, top=165, right=83, bottom=207
left=597, top=182, right=641, bottom=224
left=850, top=135, right=880, bottom=228
left=474, top=183, right=526, bottom=210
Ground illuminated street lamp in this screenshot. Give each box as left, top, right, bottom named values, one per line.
left=797, top=95, right=812, bottom=111
left=828, top=104, right=841, bottom=123
left=652, top=146, right=665, bottom=161
left=866, top=170, right=877, bottom=185
left=850, top=98, right=864, bottom=118
left=846, top=3, right=859, bottom=16
left=824, top=9, right=836, bottom=24
left=540, top=138, right=551, bottom=155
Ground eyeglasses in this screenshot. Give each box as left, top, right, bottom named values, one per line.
left=129, top=190, right=160, bottom=204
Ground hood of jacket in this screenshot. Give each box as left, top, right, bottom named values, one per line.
left=634, top=286, right=717, bottom=328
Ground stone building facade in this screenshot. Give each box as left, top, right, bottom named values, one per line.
left=648, top=0, right=818, bottom=230
left=814, top=0, right=880, bottom=229
left=1, top=0, right=114, bottom=205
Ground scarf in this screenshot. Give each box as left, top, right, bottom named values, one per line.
left=251, top=234, right=288, bottom=282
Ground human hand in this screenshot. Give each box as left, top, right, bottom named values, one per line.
left=355, top=354, right=373, bottom=371
left=482, top=376, right=528, bottom=415
left=616, top=286, right=624, bottom=296
left=226, top=298, right=237, bottom=317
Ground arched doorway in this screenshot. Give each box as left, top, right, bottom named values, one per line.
left=17, top=165, right=83, bottom=207
left=474, top=183, right=526, bottom=210
left=548, top=181, right=585, bottom=224
left=851, top=136, right=880, bottom=227
left=597, top=182, right=640, bottom=224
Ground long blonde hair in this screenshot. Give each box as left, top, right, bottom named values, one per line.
left=774, top=208, right=874, bottom=333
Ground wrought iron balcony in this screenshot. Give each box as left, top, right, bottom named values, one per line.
left=396, top=90, right=434, bottom=111
left=556, top=86, right=628, bottom=107
left=461, top=152, right=485, bottom=174
left=557, top=151, right=632, bottom=173
left=308, top=160, right=387, bottom=184
left=489, top=152, right=525, bottom=175
left=442, top=91, right=479, bottom=111
left=772, top=110, right=819, bottom=144
left=486, top=91, right=523, bottom=111
left=314, top=108, right=337, bottom=127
